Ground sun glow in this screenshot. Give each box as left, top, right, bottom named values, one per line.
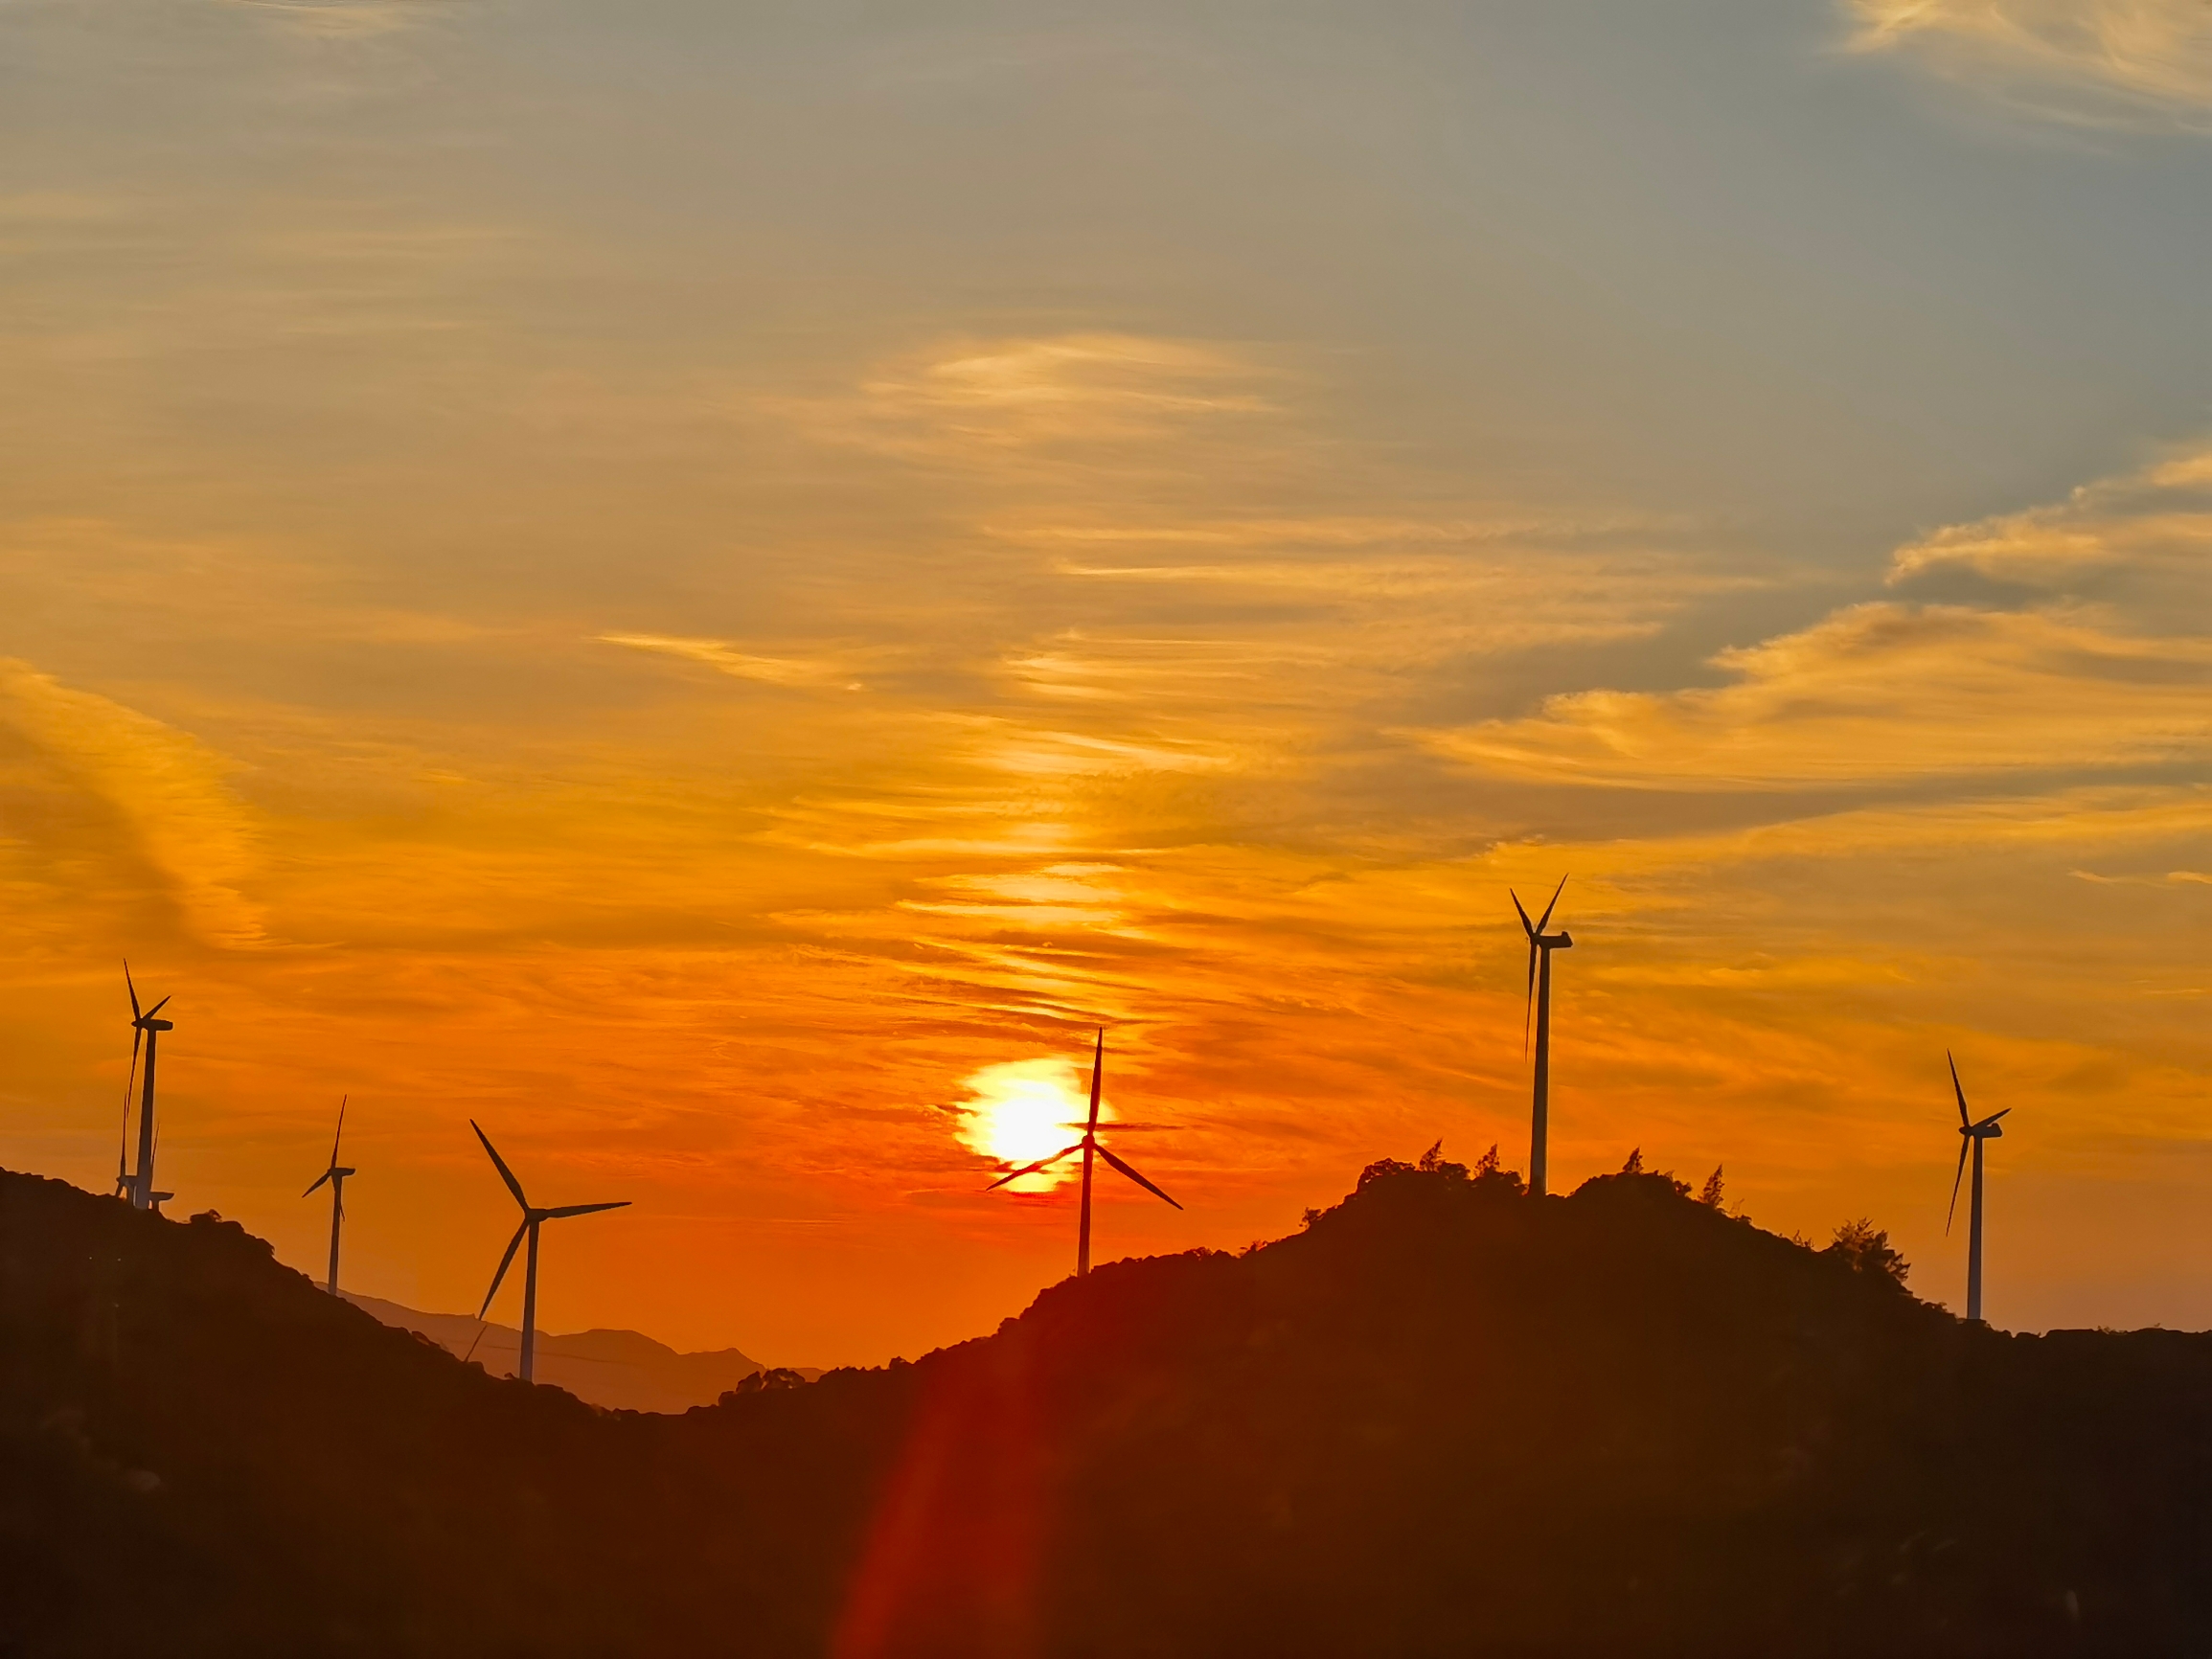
left=956, top=1057, right=1109, bottom=1191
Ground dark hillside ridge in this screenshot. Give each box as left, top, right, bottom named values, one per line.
left=0, top=1157, right=2206, bottom=1656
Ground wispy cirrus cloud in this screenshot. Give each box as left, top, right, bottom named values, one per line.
left=1425, top=602, right=2212, bottom=789
left=858, top=333, right=1277, bottom=446
left=764, top=333, right=1289, bottom=479
left=1848, top=0, right=2212, bottom=128
left=600, top=634, right=873, bottom=692
left=1425, top=440, right=2212, bottom=792
left=0, top=660, right=263, bottom=945
left=218, top=0, right=450, bottom=39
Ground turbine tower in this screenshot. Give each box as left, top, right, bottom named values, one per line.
left=1511, top=877, right=1573, bottom=1198
left=1945, top=1053, right=2009, bottom=1325
left=303, top=1098, right=354, bottom=1295
left=120, top=963, right=174, bottom=1212
left=470, top=1122, right=628, bottom=1383
left=987, top=1030, right=1181, bottom=1277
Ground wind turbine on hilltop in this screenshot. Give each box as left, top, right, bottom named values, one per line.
left=470, top=1122, right=628, bottom=1383
left=1512, top=877, right=1573, bottom=1198
left=304, top=1098, right=354, bottom=1295
left=118, top=963, right=175, bottom=1213
left=1946, top=1053, right=2010, bottom=1325
left=987, top=1030, right=1181, bottom=1277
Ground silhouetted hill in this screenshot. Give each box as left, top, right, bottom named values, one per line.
left=2, top=1156, right=2207, bottom=1656
left=341, top=1291, right=818, bottom=1413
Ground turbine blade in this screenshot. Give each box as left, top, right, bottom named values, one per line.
left=470, top=1121, right=530, bottom=1210
left=986, top=1144, right=1084, bottom=1191
left=544, top=1200, right=629, bottom=1219
left=1946, top=1136, right=1969, bottom=1234
left=1535, top=874, right=1567, bottom=934
left=1948, top=1051, right=1970, bottom=1127
left=1522, top=938, right=1537, bottom=1057
left=116, top=1011, right=138, bottom=1189
left=1096, top=1143, right=1183, bottom=1211
left=1510, top=889, right=1535, bottom=939
left=121, top=1018, right=143, bottom=1180
left=1976, top=1108, right=2011, bottom=1129
left=1086, top=1029, right=1105, bottom=1135
left=124, top=960, right=141, bottom=1021
left=145, top=996, right=171, bottom=1019
left=305, top=1170, right=332, bottom=1197
left=477, top=1219, right=530, bottom=1318
left=331, top=1096, right=347, bottom=1167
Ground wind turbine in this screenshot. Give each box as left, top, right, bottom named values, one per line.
left=987, top=1030, right=1181, bottom=1278
left=1511, top=877, right=1572, bottom=1198
left=469, top=1122, right=628, bottom=1383
left=304, top=1098, right=354, bottom=1295
left=1945, top=1053, right=2009, bottom=1325
left=120, top=962, right=173, bottom=1212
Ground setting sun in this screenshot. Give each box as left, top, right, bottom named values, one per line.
left=955, top=1058, right=1111, bottom=1190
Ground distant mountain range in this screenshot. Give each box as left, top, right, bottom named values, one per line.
left=340, top=1290, right=816, bottom=1414
left=3, top=1156, right=2209, bottom=1654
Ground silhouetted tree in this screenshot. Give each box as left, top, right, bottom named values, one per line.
left=731, top=1366, right=809, bottom=1396
left=1826, top=1217, right=1909, bottom=1285
left=1699, top=1167, right=1725, bottom=1209
left=1357, top=1156, right=1417, bottom=1188
left=1461, top=1143, right=1525, bottom=1195
left=1620, top=1148, right=1645, bottom=1174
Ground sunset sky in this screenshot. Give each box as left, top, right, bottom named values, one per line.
left=4, top=0, right=2210, bottom=1367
